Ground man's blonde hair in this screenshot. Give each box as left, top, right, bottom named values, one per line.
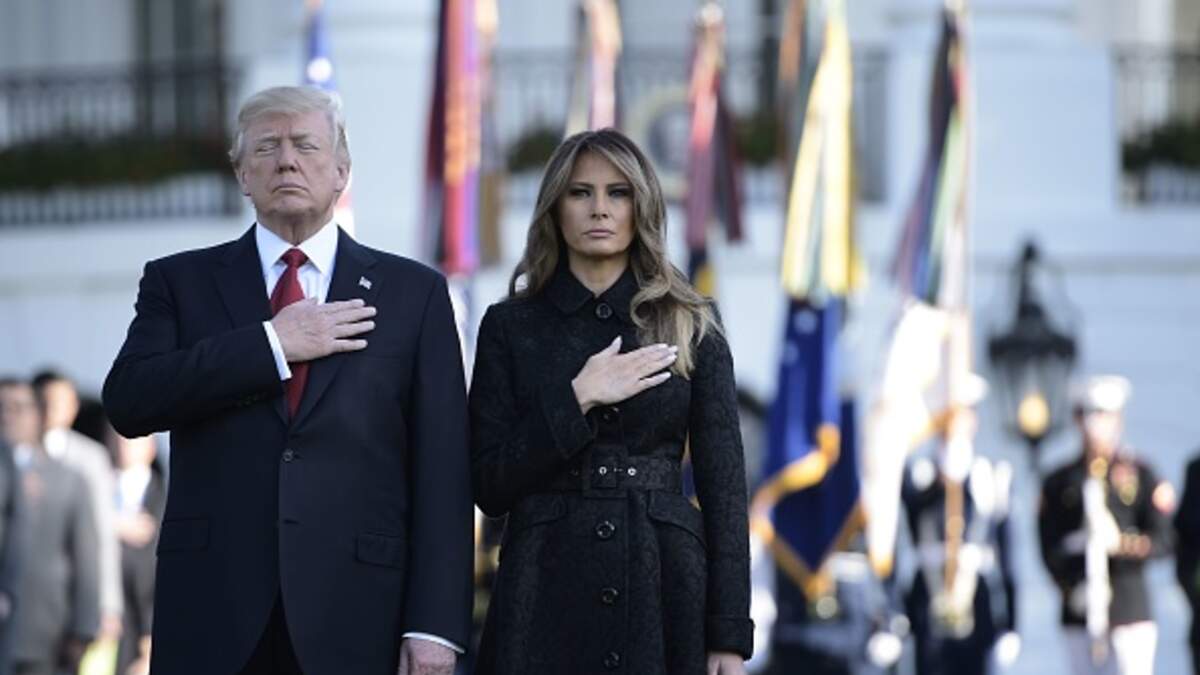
left=228, top=86, right=350, bottom=167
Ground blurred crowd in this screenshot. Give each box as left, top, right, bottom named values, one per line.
left=0, top=372, right=163, bottom=675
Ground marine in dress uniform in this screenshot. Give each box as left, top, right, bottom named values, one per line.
left=901, top=376, right=1019, bottom=675
left=1038, top=376, right=1174, bottom=675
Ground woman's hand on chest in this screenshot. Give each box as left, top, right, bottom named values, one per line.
left=570, top=336, right=677, bottom=414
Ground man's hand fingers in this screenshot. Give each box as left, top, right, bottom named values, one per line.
left=396, top=644, right=410, bottom=675
left=332, top=321, right=375, bottom=338
left=328, top=304, right=377, bottom=322
left=324, top=298, right=366, bottom=312
left=332, top=338, right=368, bottom=353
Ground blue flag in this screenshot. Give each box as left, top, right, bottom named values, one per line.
left=304, top=1, right=336, bottom=91
left=754, top=299, right=861, bottom=597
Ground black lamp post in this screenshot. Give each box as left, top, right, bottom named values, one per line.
left=987, top=242, right=1078, bottom=471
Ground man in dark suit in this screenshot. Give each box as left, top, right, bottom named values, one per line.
left=1177, top=454, right=1200, bottom=674
left=103, top=85, right=473, bottom=675
left=0, top=378, right=99, bottom=675
left=110, top=432, right=167, bottom=675
left=0, top=382, right=24, bottom=675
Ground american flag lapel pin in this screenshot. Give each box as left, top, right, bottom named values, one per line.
left=358, top=276, right=372, bottom=290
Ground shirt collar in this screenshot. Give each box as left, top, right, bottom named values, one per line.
left=544, top=259, right=637, bottom=324
left=255, top=219, right=339, bottom=276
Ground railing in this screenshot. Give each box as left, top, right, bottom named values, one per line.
left=0, top=61, right=242, bottom=224
left=492, top=46, right=890, bottom=204
left=1113, top=48, right=1200, bottom=203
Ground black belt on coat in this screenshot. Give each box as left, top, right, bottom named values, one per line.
left=546, top=455, right=682, bottom=492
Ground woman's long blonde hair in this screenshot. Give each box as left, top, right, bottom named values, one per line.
left=509, top=129, right=718, bottom=376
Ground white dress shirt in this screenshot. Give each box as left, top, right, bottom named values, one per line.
left=117, top=464, right=152, bottom=516
left=257, top=221, right=338, bottom=380
left=255, top=222, right=461, bottom=654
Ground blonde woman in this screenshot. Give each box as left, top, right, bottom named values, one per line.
left=470, top=129, right=752, bottom=675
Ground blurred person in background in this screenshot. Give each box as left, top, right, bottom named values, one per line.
left=31, top=371, right=123, bottom=647
left=469, top=129, right=753, bottom=675
left=103, top=84, right=472, bottom=675
left=1176, top=451, right=1200, bottom=674
left=0, top=378, right=99, bottom=675
left=901, top=376, right=1019, bottom=675
left=1038, top=376, right=1174, bottom=675
left=0, top=383, right=22, bottom=675
left=764, top=529, right=908, bottom=675
left=110, top=433, right=165, bottom=675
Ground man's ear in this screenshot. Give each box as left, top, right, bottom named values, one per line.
left=235, top=166, right=251, bottom=196
left=335, top=161, right=351, bottom=192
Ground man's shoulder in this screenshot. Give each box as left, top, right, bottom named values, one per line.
left=60, top=430, right=114, bottom=474
left=147, top=235, right=247, bottom=272
left=37, top=454, right=90, bottom=494
left=479, top=294, right=541, bottom=327
left=1186, top=455, right=1200, bottom=483
left=347, top=244, right=447, bottom=293
left=1041, top=460, right=1080, bottom=492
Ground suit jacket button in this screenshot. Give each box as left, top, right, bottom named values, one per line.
left=600, top=587, right=619, bottom=605
left=603, top=651, right=621, bottom=669
left=282, top=449, right=296, bottom=463
left=595, top=520, right=616, bottom=540
left=595, top=302, right=613, bottom=320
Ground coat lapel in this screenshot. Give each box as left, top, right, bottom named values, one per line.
left=292, top=228, right=380, bottom=427
left=212, top=227, right=288, bottom=425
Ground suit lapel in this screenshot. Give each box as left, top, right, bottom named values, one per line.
left=213, top=226, right=271, bottom=327
left=212, top=227, right=288, bottom=425
left=292, top=228, right=380, bottom=427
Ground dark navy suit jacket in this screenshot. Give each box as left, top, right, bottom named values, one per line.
left=103, top=226, right=473, bottom=675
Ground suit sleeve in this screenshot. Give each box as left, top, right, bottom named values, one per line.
left=84, top=451, right=124, bottom=619
left=687, top=325, right=754, bottom=658
left=996, top=507, right=1018, bottom=633
left=67, top=472, right=101, bottom=640
left=1037, top=476, right=1076, bottom=590
left=468, top=305, right=596, bottom=517
left=102, top=260, right=282, bottom=437
left=1177, top=461, right=1200, bottom=605
left=400, top=275, right=474, bottom=649
left=1139, top=464, right=1174, bottom=559
left=0, top=451, right=20, bottom=602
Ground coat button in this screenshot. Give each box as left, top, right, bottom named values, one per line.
left=600, top=587, right=619, bottom=605
left=603, top=651, right=621, bottom=669
left=282, top=449, right=296, bottom=463
left=595, top=302, right=613, bottom=320
left=595, top=520, right=616, bottom=540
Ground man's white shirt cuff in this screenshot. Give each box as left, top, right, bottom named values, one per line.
left=402, top=632, right=464, bottom=654
left=262, top=322, right=292, bottom=380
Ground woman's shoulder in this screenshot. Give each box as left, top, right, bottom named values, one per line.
left=480, top=293, right=549, bottom=328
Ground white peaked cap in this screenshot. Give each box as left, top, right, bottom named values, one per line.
left=1072, top=375, right=1131, bottom=413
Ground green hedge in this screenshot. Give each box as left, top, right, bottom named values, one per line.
left=0, top=136, right=231, bottom=191
left=1123, top=120, right=1200, bottom=173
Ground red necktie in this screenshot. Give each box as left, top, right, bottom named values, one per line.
left=271, top=248, right=309, bottom=418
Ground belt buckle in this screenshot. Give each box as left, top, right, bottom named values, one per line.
left=594, top=463, right=619, bottom=489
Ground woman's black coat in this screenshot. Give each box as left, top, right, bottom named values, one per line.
left=469, top=264, right=753, bottom=674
